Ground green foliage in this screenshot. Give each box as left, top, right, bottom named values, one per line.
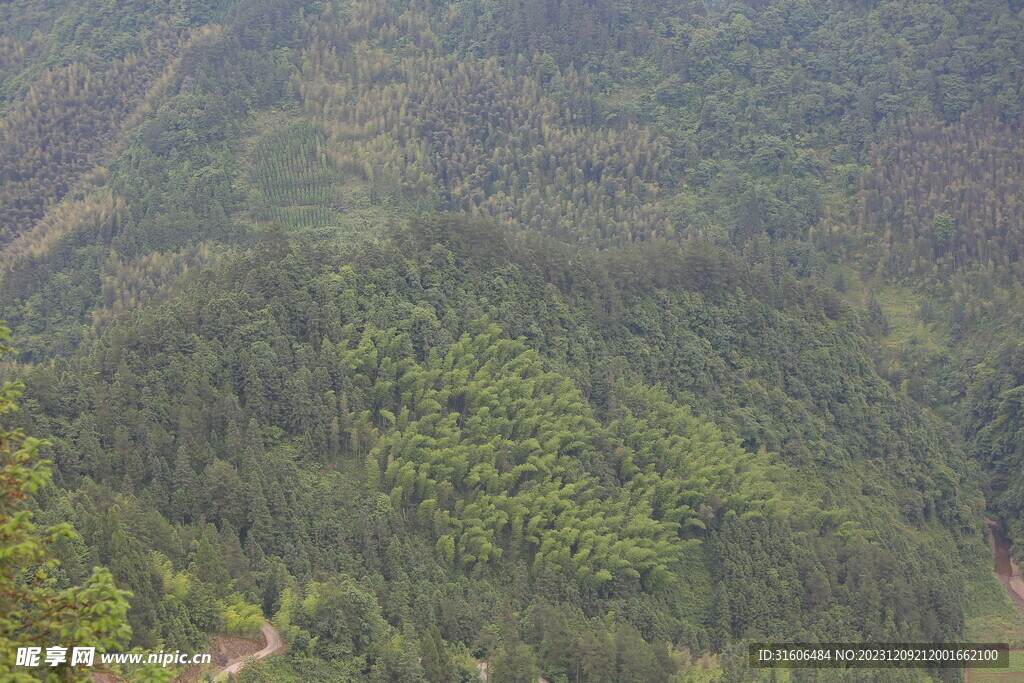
left=362, top=326, right=733, bottom=590
left=490, top=638, right=541, bottom=683
left=223, top=593, right=265, bottom=637
left=249, top=121, right=347, bottom=230
left=0, top=323, right=132, bottom=679
left=847, top=118, right=1024, bottom=284
left=2, top=0, right=1021, bottom=679
left=967, top=329, right=1024, bottom=549
left=0, top=28, right=189, bottom=244
left=296, top=578, right=388, bottom=662
left=5, top=214, right=975, bottom=679
left=419, top=625, right=452, bottom=683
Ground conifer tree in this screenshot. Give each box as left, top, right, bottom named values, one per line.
left=0, top=324, right=132, bottom=677
left=420, top=624, right=452, bottom=683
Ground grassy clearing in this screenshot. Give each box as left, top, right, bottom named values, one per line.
left=965, top=649, right=1024, bottom=681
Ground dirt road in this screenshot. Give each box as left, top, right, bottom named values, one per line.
left=213, top=624, right=284, bottom=680
left=986, top=518, right=1024, bottom=611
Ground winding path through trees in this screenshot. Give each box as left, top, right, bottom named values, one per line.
left=181, top=527, right=1024, bottom=683
left=213, top=624, right=284, bottom=680
left=987, top=518, right=1024, bottom=611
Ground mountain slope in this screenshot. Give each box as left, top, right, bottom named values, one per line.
left=2, top=0, right=1023, bottom=680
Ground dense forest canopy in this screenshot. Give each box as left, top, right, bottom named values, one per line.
left=1, top=0, right=1023, bottom=681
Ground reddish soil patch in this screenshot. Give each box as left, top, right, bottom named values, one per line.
left=175, top=632, right=265, bottom=682
left=987, top=518, right=1024, bottom=611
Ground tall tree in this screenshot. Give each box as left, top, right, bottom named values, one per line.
left=0, top=324, right=132, bottom=677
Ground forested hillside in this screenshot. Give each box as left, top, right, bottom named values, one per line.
left=1, top=0, right=1023, bottom=681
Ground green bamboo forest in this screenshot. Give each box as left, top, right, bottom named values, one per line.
left=1, top=0, right=1023, bottom=680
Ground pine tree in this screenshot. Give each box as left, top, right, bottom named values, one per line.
left=420, top=624, right=453, bottom=683
left=0, top=325, right=132, bottom=675
left=490, top=638, right=542, bottom=683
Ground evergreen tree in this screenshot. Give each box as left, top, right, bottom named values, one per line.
left=420, top=625, right=453, bottom=683
left=0, top=325, right=132, bottom=676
